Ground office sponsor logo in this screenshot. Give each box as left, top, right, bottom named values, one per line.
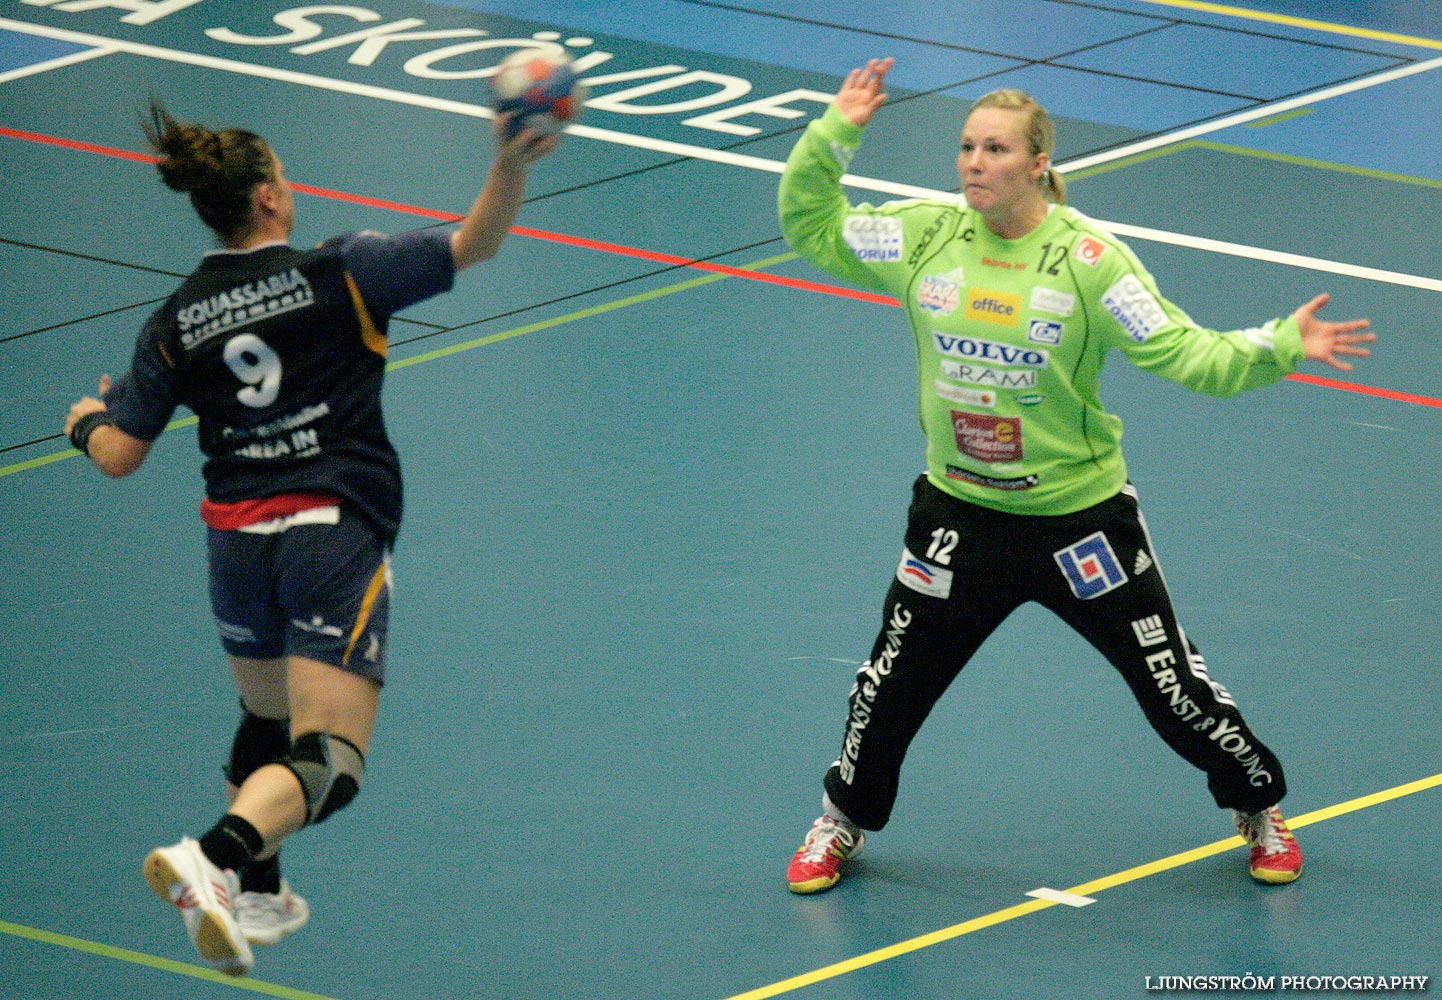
left=964, top=288, right=1022, bottom=326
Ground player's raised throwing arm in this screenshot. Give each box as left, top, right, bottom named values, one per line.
left=450, top=118, right=560, bottom=272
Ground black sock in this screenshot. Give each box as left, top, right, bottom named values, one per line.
left=239, top=852, right=283, bottom=894
left=199, top=814, right=264, bottom=873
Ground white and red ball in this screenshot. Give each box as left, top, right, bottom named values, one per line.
left=489, top=49, right=587, bottom=137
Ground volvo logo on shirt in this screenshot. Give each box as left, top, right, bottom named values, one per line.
left=932, top=333, right=1049, bottom=368
left=964, top=288, right=1021, bottom=326
left=843, top=216, right=902, bottom=262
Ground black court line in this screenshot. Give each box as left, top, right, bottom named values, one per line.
left=0, top=432, right=69, bottom=454
left=0, top=236, right=186, bottom=280
left=388, top=234, right=787, bottom=347
left=678, top=0, right=1422, bottom=61
left=517, top=4, right=1413, bottom=203
left=1, top=297, right=166, bottom=345
left=392, top=315, right=447, bottom=332
left=0, top=236, right=186, bottom=344
left=4, top=303, right=442, bottom=346
left=0, top=234, right=789, bottom=455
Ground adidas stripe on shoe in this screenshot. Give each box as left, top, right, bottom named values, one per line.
left=143, top=837, right=254, bottom=976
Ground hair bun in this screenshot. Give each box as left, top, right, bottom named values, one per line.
left=143, top=99, right=275, bottom=236
left=155, top=123, right=225, bottom=192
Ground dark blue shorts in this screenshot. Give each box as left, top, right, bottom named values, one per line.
left=207, top=506, right=391, bottom=683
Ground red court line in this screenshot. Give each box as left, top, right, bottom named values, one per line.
left=291, top=179, right=462, bottom=223
left=1, top=124, right=157, bottom=163
left=5, top=125, right=1437, bottom=408
left=1287, top=372, right=1442, bottom=408
left=2, top=124, right=897, bottom=307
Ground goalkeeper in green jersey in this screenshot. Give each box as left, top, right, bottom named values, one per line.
left=780, top=58, right=1375, bottom=895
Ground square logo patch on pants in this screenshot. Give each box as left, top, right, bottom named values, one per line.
left=1054, top=531, right=1128, bottom=600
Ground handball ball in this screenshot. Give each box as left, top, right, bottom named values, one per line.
left=489, top=49, right=587, bottom=138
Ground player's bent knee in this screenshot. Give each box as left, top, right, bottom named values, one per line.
left=225, top=708, right=291, bottom=786
left=282, top=731, right=366, bottom=826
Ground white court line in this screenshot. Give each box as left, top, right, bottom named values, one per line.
left=1026, top=887, right=1096, bottom=907
left=1102, top=221, right=1442, bottom=293
left=1056, top=53, right=1442, bottom=173
left=0, top=17, right=922, bottom=188
left=0, top=42, right=116, bottom=84
left=2, top=16, right=1439, bottom=292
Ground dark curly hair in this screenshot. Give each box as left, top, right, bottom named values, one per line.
left=142, top=99, right=276, bottom=240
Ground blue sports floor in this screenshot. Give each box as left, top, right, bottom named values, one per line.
left=2, top=2, right=1440, bottom=998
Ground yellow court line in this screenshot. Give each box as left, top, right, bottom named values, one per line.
left=722, top=772, right=1442, bottom=1000
left=1131, top=0, right=1442, bottom=50
left=0, top=252, right=795, bottom=992
left=0, top=920, right=338, bottom=1000
left=1067, top=135, right=1442, bottom=192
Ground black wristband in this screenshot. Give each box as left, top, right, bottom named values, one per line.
left=69, top=410, right=117, bottom=455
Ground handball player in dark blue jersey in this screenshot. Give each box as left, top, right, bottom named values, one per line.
left=63, top=100, right=558, bottom=976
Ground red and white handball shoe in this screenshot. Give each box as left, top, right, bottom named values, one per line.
left=787, top=815, right=865, bottom=894
left=1234, top=806, right=1303, bottom=885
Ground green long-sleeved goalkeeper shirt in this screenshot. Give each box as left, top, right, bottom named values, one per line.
left=779, top=105, right=1304, bottom=515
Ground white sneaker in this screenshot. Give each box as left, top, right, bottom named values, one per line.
left=142, top=837, right=254, bottom=976
left=235, top=879, right=310, bottom=945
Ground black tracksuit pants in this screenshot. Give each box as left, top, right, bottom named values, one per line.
left=824, top=475, right=1287, bottom=830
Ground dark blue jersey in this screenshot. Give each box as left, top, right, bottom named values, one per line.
left=105, top=228, right=454, bottom=541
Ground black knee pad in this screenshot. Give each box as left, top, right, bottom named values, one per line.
left=282, top=732, right=365, bottom=826
left=224, top=706, right=290, bottom=785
